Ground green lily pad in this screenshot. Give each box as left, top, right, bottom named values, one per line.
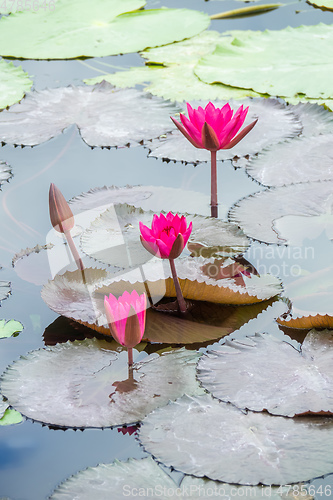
left=0, top=59, right=32, bottom=109
left=0, top=408, right=23, bottom=426
left=0, top=82, right=180, bottom=147
left=148, top=98, right=301, bottom=164
left=229, top=181, right=333, bottom=244
left=139, top=393, right=333, bottom=485
left=50, top=456, right=312, bottom=500
left=0, top=320, right=23, bottom=338
left=307, top=0, right=333, bottom=10
left=195, top=24, right=333, bottom=99
left=197, top=330, right=333, bottom=417
left=0, top=341, right=204, bottom=428
left=0, top=2, right=210, bottom=59
left=85, top=30, right=261, bottom=102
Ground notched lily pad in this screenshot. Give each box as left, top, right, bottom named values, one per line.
left=0, top=161, right=12, bottom=187
left=0, top=3, right=210, bottom=59
left=0, top=280, right=11, bottom=303
left=0, top=341, right=204, bottom=428
left=229, top=180, right=333, bottom=244
left=197, top=330, right=333, bottom=417
left=0, top=82, right=180, bottom=147
left=149, top=98, right=301, bottom=164
left=139, top=393, right=333, bottom=485
left=0, top=59, right=32, bottom=110
left=0, top=320, right=23, bottom=339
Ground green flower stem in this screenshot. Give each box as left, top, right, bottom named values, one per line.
left=169, top=258, right=187, bottom=314
left=211, top=150, right=218, bottom=218
left=64, top=230, right=85, bottom=271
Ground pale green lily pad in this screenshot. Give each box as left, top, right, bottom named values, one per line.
left=85, top=30, right=261, bottom=102
left=0, top=59, right=32, bottom=109
left=0, top=341, right=204, bottom=428
left=139, top=393, right=333, bottom=485
left=229, top=181, right=333, bottom=244
left=0, top=82, right=180, bottom=147
left=0, top=161, right=12, bottom=188
left=197, top=330, right=333, bottom=417
left=286, top=96, right=333, bottom=112
left=0, top=320, right=23, bottom=338
left=307, top=0, right=333, bottom=10
left=80, top=203, right=249, bottom=268
left=0, top=408, right=23, bottom=426
left=195, top=24, right=333, bottom=99
left=148, top=98, right=301, bottom=164
left=50, top=456, right=312, bottom=500
left=245, top=135, right=333, bottom=187
left=0, top=2, right=210, bottom=59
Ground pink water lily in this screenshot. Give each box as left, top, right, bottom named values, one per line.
left=104, top=290, right=146, bottom=365
left=140, top=213, right=192, bottom=314
left=171, top=102, right=257, bottom=218
left=139, top=212, right=192, bottom=260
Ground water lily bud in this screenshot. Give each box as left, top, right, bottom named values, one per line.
left=49, top=183, right=74, bottom=233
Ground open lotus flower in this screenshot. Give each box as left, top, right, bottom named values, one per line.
left=171, top=102, right=257, bottom=152
left=171, top=102, right=257, bottom=218
left=104, top=290, right=146, bottom=365
left=139, top=212, right=192, bottom=260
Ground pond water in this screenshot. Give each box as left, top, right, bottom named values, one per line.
left=0, top=0, right=332, bottom=498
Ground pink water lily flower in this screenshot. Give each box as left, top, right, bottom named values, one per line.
left=139, top=212, right=192, bottom=260
left=171, top=102, right=257, bottom=151
left=104, top=290, right=146, bottom=353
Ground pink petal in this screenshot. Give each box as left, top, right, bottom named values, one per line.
left=139, top=222, right=153, bottom=242
left=180, top=114, right=202, bottom=146
left=171, top=117, right=201, bottom=149
left=156, top=238, right=172, bottom=258
left=223, top=118, right=258, bottom=149
left=179, top=215, right=187, bottom=234
left=183, top=221, right=193, bottom=246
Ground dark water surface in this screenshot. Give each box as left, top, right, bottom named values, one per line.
left=0, top=1, right=332, bottom=498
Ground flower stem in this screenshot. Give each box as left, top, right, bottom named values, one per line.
left=64, top=230, right=85, bottom=271
left=210, top=150, right=218, bottom=218
left=169, top=258, right=187, bottom=314
left=127, top=347, right=133, bottom=367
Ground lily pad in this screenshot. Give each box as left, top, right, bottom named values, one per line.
left=197, top=330, right=333, bottom=417
left=80, top=203, right=249, bottom=268
left=41, top=267, right=277, bottom=344
left=0, top=2, right=210, bottom=59
left=0, top=82, right=180, bottom=147
left=0, top=341, right=204, bottom=428
left=229, top=181, right=333, bottom=244
left=50, top=456, right=312, bottom=500
left=148, top=98, right=301, bottom=164
left=139, top=393, right=333, bottom=485
left=0, top=408, right=23, bottom=426
left=86, top=31, right=261, bottom=102
left=0, top=320, right=23, bottom=339
left=244, top=135, right=333, bottom=187
left=195, top=24, right=333, bottom=99
left=0, top=59, right=32, bottom=110
left=0, top=281, right=11, bottom=303
left=0, top=161, right=12, bottom=188
left=307, top=0, right=333, bottom=10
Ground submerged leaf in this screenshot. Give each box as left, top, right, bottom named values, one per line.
left=139, top=393, right=333, bottom=485
left=0, top=83, right=180, bottom=147
left=0, top=320, right=23, bottom=339
left=195, top=24, right=333, bottom=99
left=229, top=180, right=333, bottom=244
left=197, top=330, right=333, bottom=417
left=0, top=59, right=32, bottom=109
left=0, top=3, right=210, bottom=59
left=149, top=98, right=301, bottom=164
left=0, top=342, right=204, bottom=428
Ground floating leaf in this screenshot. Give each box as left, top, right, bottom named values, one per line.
left=0, top=161, right=12, bottom=188
left=0, top=408, right=23, bottom=426
left=50, top=456, right=311, bottom=500
left=148, top=98, right=301, bottom=164
left=197, top=330, right=333, bottom=417
left=139, top=393, right=333, bottom=485
left=0, top=82, right=180, bottom=147
left=0, top=320, right=23, bottom=339
left=80, top=203, right=249, bottom=268
left=229, top=181, right=333, bottom=244
left=195, top=24, right=333, bottom=99
left=0, top=59, right=32, bottom=109
left=307, top=0, right=333, bottom=10
left=85, top=30, right=261, bottom=102
left=0, top=341, right=204, bottom=428
left=244, top=135, right=333, bottom=187
left=0, top=3, right=210, bottom=59
left=210, top=4, right=282, bottom=19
